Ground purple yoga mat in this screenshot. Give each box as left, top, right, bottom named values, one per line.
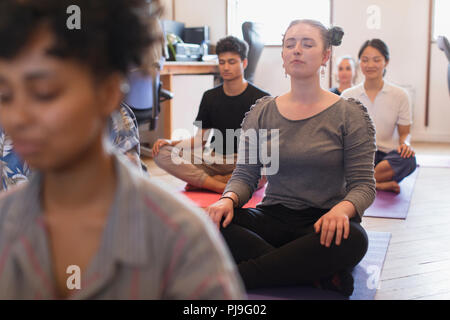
left=246, top=231, right=391, bottom=300
left=416, top=154, right=450, bottom=168
left=364, top=169, right=419, bottom=219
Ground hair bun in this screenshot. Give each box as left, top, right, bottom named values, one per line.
left=329, top=26, right=344, bottom=46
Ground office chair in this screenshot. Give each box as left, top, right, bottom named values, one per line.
left=242, top=21, right=265, bottom=83
left=123, top=68, right=173, bottom=156
left=437, top=36, right=450, bottom=94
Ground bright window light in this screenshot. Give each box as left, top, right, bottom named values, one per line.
left=434, top=0, right=450, bottom=39
left=227, top=0, right=331, bottom=46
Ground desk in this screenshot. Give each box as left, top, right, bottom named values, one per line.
left=160, top=61, right=218, bottom=139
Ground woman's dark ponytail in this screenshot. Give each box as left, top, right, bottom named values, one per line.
left=329, top=26, right=344, bottom=46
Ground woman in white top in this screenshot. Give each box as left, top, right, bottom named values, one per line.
left=341, top=39, right=417, bottom=194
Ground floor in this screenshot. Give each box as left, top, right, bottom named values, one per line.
left=141, top=141, right=450, bottom=300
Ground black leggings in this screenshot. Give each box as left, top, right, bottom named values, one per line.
left=220, top=204, right=368, bottom=289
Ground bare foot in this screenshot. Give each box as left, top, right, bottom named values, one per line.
left=185, top=177, right=227, bottom=194
left=201, top=176, right=227, bottom=193
left=184, top=183, right=203, bottom=191
left=256, top=176, right=267, bottom=190
left=376, top=181, right=401, bottom=194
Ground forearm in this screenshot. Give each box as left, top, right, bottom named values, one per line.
left=397, top=125, right=412, bottom=146
left=399, top=133, right=411, bottom=146
left=331, top=200, right=357, bottom=219
left=170, top=139, right=183, bottom=146
left=221, top=191, right=239, bottom=208
left=343, top=103, right=377, bottom=219
left=223, top=163, right=261, bottom=207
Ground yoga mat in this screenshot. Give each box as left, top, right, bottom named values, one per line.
left=416, top=154, right=450, bottom=168
left=364, top=168, right=419, bottom=219
left=181, top=185, right=266, bottom=208
left=246, top=231, right=391, bottom=300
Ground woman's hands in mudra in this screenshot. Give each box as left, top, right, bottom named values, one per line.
left=314, top=201, right=356, bottom=247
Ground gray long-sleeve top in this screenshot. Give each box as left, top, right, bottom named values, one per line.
left=224, top=96, right=376, bottom=221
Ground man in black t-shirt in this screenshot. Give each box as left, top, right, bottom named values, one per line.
left=153, top=36, right=270, bottom=193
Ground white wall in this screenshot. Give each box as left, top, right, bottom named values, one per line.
left=174, top=0, right=227, bottom=43
left=252, top=47, right=290, bottom=96
left=166, top=0, right=450, bottom=142
left=171, top=75, right=215, bottom=140
left=428, top=45, right=450, bottom=141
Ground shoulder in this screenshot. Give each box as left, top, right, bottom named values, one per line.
left=203, top=84, right=224, bottom=97
left=118, top=102, right=135, bottom=117
left=329, top=87, right=340, bottom=95
left=321, top=97, right=369, bottom=120
left=199, top=85, right=224, bottom=108
left=246, top=82, right=271, bottom=97
left=339, top=98, right=375, bottom=136
left=0, top=130, right=30, bottom=191
left=341, top=83, right=364, bottom=98
left=110, top=103, right=138, bottom=131
left=0, top=182, right=31, bottom=236
left=240, top=95, right=275, bottom=129
left=341, top=97, right=370, bottom=115
left=384, top=81, right=410, bottom=101
left=248, top=95, right=274, bottom=113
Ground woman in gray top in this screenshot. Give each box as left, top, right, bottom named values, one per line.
left=206, top=20, right=376, bottom=297
left=0, top=0, right=244, bottom=299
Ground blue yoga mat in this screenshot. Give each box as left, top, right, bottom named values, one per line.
left=246, top=231, right=391, bottom=300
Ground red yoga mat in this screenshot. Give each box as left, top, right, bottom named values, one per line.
left=181, top=185, right=266, bottom=208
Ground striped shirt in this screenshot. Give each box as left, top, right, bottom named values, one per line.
left=0, top=154, right=245, bottom=299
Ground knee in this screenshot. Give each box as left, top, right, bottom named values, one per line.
left=408, top=155, right=417, bottom=172
left=374, top=160, right=394, bottom=178
left=345, top=222, right=369, bottom=265
left=394, top=155, right=417, bottom=182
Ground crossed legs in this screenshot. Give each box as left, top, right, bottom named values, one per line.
left=374, top=150, right=417, bottom=194
left=374, top=160, right=400, bottom=193
left=154, top=145, right=236, bottom=193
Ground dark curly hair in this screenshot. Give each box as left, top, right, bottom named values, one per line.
left=0, top=0, right=162, bottom=77
left=215, top=36, right=249, bottom=61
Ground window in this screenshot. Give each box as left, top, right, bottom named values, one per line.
left=227, top=0, right=331, bottom=46
left=433, top=0, right=450, bottom=39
